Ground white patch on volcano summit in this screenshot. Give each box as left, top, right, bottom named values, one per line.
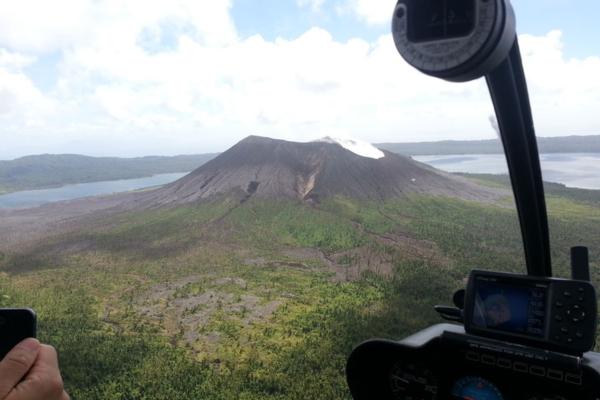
left=316, top=136, right=385, bottom=159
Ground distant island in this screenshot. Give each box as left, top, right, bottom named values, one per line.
left=0, top=153, right=217, bottom=194
left=376, top=135, right=600, bottom=156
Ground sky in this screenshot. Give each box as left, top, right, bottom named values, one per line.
left=0, top=0, right=599, bottom=159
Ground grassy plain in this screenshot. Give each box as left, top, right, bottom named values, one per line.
left=1, top=181, right=599, bottom=399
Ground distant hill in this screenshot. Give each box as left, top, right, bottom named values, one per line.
left=377, top=135, right=600, bottom=155
left=0, top=153, right=217, bottom=194
left=140, top=135, right=500, bottom=207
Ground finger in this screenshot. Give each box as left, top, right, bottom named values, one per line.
left=29, top=344, right=60, bottom=375
left=8, top=345, right=65, bottom=400
left=60, top=391, right=70, bottom=400
left=0, top=338, right=40, bottom=398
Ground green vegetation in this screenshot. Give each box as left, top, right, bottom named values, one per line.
left=377, top=135, right=600, bottom=155
left=460, top=173, right=600, bottom=205
left=1, top=188, right=599, bottom=399
left=0, top=153, right=217, bottom=193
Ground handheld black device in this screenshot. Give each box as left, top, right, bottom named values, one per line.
left=0, top=308, right=37, bottom=360
left=464, top=270, right=597, bottom=356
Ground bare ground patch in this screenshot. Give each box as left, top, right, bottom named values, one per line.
left=135, top=275, right=282, bottom=352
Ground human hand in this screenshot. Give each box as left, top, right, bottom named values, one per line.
left=0, top=338, right=69, bottom=400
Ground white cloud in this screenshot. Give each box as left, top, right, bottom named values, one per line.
left=0, top=0, right=236, bottom=53
left=0, top=49, right=55, bottom=125
left=0, top=0, right=598, bottom=160
left=343, top=0, right=396, bottom=25
left=297, top=0, right=326, bottom=12
left=0, top=49, right=35, bottom=70
left=0, top=0, right=94, bottom=53
left=519, top=30, right=600, bottom=136
left=0, top=68, right=56, bottom=131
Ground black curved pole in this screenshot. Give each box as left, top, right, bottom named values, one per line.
left=485, top=40, right=552, bottom=277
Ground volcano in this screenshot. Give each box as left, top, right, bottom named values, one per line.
left=141, top=136, right=499, bottom=206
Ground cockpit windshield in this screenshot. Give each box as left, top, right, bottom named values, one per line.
left=0, top=1, right=598, bottom=399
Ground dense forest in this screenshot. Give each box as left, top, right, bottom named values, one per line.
left=0, top=176, right=599, bottom=399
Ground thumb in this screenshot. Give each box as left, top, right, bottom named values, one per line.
left=0, top=338, right=40, bottom=399
left=7, top=344, right=66, bottom=400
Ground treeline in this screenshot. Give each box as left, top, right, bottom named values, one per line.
left=0, top=153, right=217, bottom=193
left=377, top=135, right=600, bottom=155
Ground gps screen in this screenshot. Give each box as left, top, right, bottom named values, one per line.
left=407, top=0, right=476, bottom=42
left=472, top=279, right=547, bottom=338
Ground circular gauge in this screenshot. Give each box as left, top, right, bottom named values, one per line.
left=391, top=0, right=516, bottom=82
left=389, top=360, right=438, bottom=399
left=451, top=376, right=503, bottom=400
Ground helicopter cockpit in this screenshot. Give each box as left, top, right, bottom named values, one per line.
left=345, top=1, right=600, bottom=399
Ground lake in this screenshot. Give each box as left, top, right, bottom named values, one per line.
left=1, top=153, right=599, bottom=209
left=414, top=153, right=600, bottom=190
left=0, top=172, right=188, bottom=209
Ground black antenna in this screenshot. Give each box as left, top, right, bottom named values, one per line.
left=392, top=0, right=552, bottom=277
left=485, top=42, right=552, bottom=277
left=571, top=246, right=590, bottom=281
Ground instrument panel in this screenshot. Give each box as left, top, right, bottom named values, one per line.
left=346, top=324, right=600, bottom=400
left=389, top=360, right=437, bottom=399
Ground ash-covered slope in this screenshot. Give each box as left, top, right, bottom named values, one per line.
left=142, top=136, right=499, bottom=206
